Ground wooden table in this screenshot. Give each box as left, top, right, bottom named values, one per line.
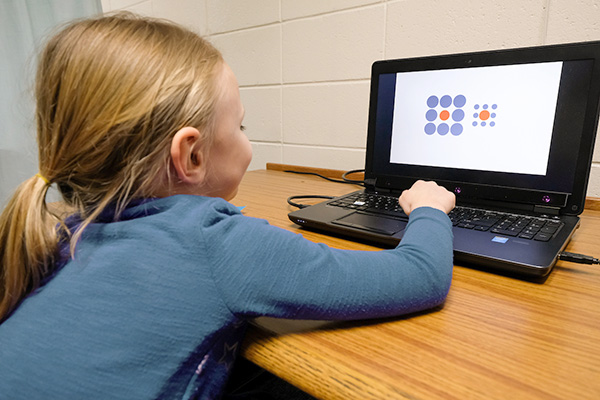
left=231, top=165, right=600, bottom=400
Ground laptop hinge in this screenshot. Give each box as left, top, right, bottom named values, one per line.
left=364, top=178, right=377, bottom=190
left=533, top=205, right=560, bottom=215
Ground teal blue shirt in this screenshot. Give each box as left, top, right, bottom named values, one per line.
left=0, top=195, right=453, bottom=399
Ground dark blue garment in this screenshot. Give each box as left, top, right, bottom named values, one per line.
left=0, top=195, right=453, bottom=399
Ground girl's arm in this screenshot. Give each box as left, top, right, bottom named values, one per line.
left=204, top=206, right=453, bottom=321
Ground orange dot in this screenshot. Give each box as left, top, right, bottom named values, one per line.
left=440, top=110, right=450, bottom=121
left=479, top=110, right=490, bottom=121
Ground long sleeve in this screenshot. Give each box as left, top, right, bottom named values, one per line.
left=203, top=206, right=454, bottom=320
left=0, top=195, right=454, bottom=399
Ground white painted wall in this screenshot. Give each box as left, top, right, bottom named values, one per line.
left=101, top=0, right=600, bottom=198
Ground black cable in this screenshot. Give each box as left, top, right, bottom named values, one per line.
left=284, top=169, right=365, bottom=186
left=287, top=195, right=334, bottom=209
left=341, top=169, right=365, bottom=185
left=558, top=251, right=600, bottom=265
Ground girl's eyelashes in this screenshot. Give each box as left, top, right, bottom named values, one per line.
left=240, top=125, right=247, bottom=132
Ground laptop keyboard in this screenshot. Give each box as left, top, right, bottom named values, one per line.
left=448, top=206, right=563, bottom=242
left=328, top=192, right=564, bottom=242
left=328, top=192, right=407, bottom=217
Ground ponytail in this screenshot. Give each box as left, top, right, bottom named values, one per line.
left=0, top=175, right=60, bottom=321
left=0, top=13, right=224, bottom=321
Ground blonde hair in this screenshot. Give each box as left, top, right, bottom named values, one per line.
left=0, top=13, right=224, bottom=320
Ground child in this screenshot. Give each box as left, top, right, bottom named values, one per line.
left=0, top=13, right=455, bottom=400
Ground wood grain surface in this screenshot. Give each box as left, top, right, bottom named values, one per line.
left=233, top=167, right=600, bottom=400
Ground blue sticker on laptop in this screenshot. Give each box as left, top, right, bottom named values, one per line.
left=492, top=236, right=509, bottom=244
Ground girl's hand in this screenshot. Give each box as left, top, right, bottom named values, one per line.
left=398, top=180, right=456, bottom=215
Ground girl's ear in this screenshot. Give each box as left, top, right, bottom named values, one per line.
left=170, top=127, right=206, bottom=184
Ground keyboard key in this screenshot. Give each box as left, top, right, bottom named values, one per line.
left=534, top=232, right=552, bottom=242
left=491, top=228, right=519, bottom=237
left=540, top=226, right=558, bottom=234
left=470, top=217, right=498, bottom=227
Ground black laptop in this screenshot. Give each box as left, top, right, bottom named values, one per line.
left=288, top=41, right=600, bottom=278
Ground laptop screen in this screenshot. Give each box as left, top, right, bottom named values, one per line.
left=389, top=62, right=562, bottom=176
left=366, top=43, right=600, bottom=215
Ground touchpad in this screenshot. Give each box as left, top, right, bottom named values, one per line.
left=332, top=212, right=406, bottom=236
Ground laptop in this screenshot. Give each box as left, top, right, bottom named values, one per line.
left=288, top=41, right=600, bottom=278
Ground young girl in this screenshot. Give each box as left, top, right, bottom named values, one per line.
left=0, top=13, right=455, bottom=400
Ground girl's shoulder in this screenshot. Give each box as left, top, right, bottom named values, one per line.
left=127, top=195, right=247, bottom=228
left=126, top=195, right=237, bottom=216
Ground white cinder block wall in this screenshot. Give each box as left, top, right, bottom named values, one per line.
left=101, top=0, right=600, bottom=198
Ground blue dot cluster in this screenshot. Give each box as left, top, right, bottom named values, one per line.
left=472, top=103, right=497, bottom=127
left=424, top=95, right=466, bottom=136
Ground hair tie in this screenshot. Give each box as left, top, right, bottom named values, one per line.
left=35, top=173, right=50, bottom=185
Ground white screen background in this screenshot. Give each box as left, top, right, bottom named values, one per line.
left=389, top=62, right=563, bottom=175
